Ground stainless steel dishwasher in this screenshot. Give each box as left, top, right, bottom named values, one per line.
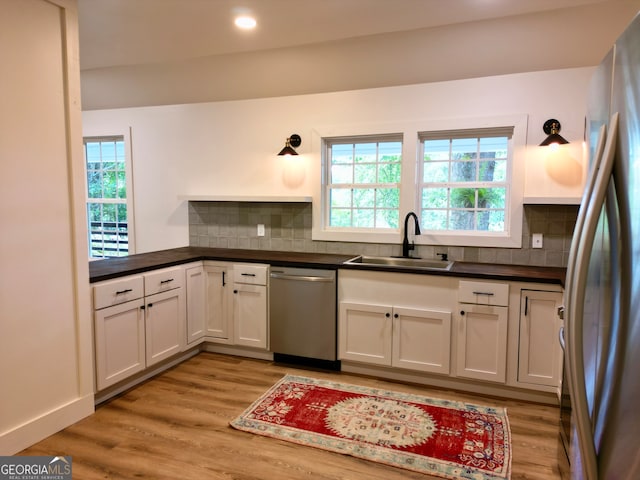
left=269, top=267, right=339, bottom=370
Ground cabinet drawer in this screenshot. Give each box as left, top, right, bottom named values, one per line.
left=94, top=276, right=144, bottom=310
left=233, top=264, right=268, bottom=285
left=458, top=280, right=509, bottom=306
left=144, top=267, right=184, bottom=296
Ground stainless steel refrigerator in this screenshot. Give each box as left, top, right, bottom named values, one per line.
left=563, top=11, right=640, bottom=480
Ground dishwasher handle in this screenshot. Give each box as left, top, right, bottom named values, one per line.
left=270, top=272, right=334, bottom=282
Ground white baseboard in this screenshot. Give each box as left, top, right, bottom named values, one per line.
left=341, top=361, right=558, bottom=405
left=0, top=394, right=95, bottom=456
left=202, top=343, right=273, bottom=361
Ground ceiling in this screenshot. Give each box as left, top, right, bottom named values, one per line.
left=77, top=0, right=640, bottom=109
left=78, top=0, right=612, bottom=70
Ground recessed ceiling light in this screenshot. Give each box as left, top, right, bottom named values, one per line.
left=235, top=16, right=257, bottom=30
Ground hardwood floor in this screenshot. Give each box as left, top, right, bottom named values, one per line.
left=20, top=352, right=563, bottom=479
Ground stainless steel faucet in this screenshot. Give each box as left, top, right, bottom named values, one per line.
left=402, top=212, right=421, bottom=257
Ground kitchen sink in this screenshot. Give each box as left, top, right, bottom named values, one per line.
left=343, top=255, right=453, bottom=271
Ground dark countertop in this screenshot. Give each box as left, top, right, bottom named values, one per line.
left=89, top=247, right=356, bottom=282
left=447, top=261, right=565, bottom=286
left=89, top=246, right=565, bottom=286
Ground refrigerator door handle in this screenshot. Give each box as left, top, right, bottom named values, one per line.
left=564, top=123, right=608, bottom=323
left=566, top=112, right=619, bottom=480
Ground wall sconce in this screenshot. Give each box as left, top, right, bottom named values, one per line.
left=539, top=119, right=569, bottom=146
left=277, top=134, right=302, bottom=156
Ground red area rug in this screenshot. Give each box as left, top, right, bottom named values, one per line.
left=230, top=375, right=511, bottom=479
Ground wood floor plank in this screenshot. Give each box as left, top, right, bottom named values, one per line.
left=19, top=352, right=563, bottom=480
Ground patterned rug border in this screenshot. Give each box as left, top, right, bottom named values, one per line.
left=230, top=375, right=512, bottom=480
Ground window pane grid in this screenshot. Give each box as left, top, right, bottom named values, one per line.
left=84, top=136, right=129, bottom=258
left=326, top=137, right=402, bottom=230
left=420, top=131, right=510, bottom=233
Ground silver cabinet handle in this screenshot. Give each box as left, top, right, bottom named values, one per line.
left=270, top=272, right=333, bottom=282
left=472, top=291, right=494, bottom=296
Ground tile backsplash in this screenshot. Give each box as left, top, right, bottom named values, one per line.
left=189, top=202, right=578, bottom=268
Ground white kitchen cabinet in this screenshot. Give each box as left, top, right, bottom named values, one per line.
left=144, top=288, right=186, bottom=366
left=93, top=267, right=186, bottom=390
left=205, top=264, right=232, bottom=341
left=517, top=289, right=563, bottom=387
left=456, top=304, right=508, bottom=383
left=456, top=280, right=509, bottom=383
left=94, top=299, right=146, bottom=391
left=143, top=267, right=186, bottom=366
left=339, top=302, right=392, bottom=366
left=185, top=264, right=206, bottom=345
left=232, top=264, right=269, bottom=349
left=93, top=276, right=146, bottom=391
left=339, top=301, right=452, bottom=374
left=392, top=307, right=451, bottom=374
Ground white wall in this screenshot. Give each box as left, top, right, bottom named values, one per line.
left=83, top=67, right=593, bottom=254
left=1, top=0, right=94, bottom=454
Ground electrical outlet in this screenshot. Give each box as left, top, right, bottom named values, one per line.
left=257, top=224, right=265, bottom=237
left=532, top=233, right=543, bottom=249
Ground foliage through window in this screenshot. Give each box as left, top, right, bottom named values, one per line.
left=325, top=135, right=402, bottom=230
left=84, top=136, right=130, bottom=257
left=419, top=128, right=512, bottom=233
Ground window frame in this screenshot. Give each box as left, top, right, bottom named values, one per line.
left=311, top=115, right=525, bottom=247
left=83, top=133, right=136, bottom=258
left=418, top=127, right=513, bottom=238
left=324, top=133, right=403, bottom=232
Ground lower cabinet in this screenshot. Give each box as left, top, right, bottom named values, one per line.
left=94, top=298, right=146, bottom=391
left=144, top=287, right=185, bottom=366
left=232, top=264, right=269, bottom=349
left=185, top=261, right=268, bottom=349
left=455, top=303, right=508, bottom=383
left=455, top=280, right=509, bottom=383
left=204, top=264, right=232, bottom=340
left=393, top=307, right=451, bottom=374
left=339, top=302, right=451, bottom=374
left=517, top=289, right=563, bottom=387
left=339, top=303, right=391, bottom=366
left=93, top=267, right=186, bottom=391
left=185, top=264, right=206, bottom=344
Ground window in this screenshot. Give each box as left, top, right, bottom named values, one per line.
left=312, top=115, right=525, bottom=247
left=419, top=127, right=513, bottom=234
left=84, top=136, right=133, bottom=258
left=325, top=135, right=402, bottom=230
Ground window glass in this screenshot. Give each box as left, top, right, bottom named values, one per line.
left=325, top=137, right=402, bottom=230
left=84, top=136, right=130, bottom=258
left=419, top=129, right=512, bottom=233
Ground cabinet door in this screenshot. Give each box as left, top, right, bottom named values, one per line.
left=392, top=307, right=451, bottom=374
left=94, top=299, right=145, bottom=390
left=185, top=266, right=205, bottom=345
left=232, top=283, right=267, bottom=348
left=205, top=265, right=231, bottom=340
left=518, top=290, right=563, bottom=387
left=338, top=302, right=392, bottom=366
left=456, top=304, right=508, bottom=383
left=145, top=288, right=186, bottom=366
